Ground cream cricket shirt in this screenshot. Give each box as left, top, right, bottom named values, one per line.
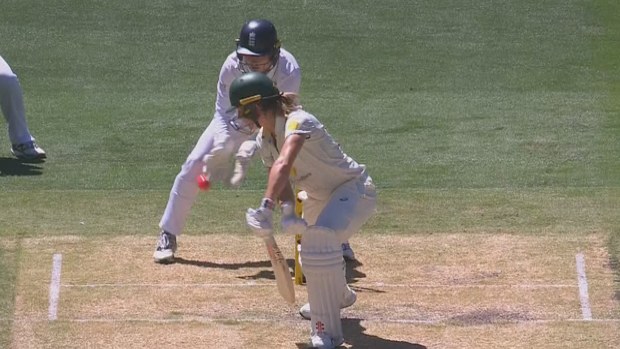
left=258, top=109, right=366, bottom=200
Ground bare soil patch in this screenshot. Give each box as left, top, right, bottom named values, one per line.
left=9, top=233, right=619, bottom=348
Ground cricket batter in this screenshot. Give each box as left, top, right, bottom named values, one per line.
left=234, top=72, right=377, bottom=349
left=153, top=19, right=301, bottom=262
left=0, top=55, right=46, bottom=160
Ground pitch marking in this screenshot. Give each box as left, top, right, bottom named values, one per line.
left=48, top=253, right=62, bottom=321
left=575, top=253, right=592, bottom=320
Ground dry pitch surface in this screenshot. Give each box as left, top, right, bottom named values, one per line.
left=4, top=233, right=619, bottom=348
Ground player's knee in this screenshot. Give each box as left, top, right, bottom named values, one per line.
left=178, top=158, right=204, bottom=180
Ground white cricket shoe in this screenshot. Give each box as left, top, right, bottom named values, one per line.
left=310, top=332, right=345, bottom=349
left=300, top=286, right=357, bottom=320
left=153, top=231, right=177, bottom=263
left=342, top=242, right=355, bottom=261
left=11, top=141, right=46, bottom=160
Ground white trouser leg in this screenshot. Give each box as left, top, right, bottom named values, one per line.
left=301, top=226, right=346, bottom=349
left=159, top=116, right=249, bottom=235
left=314, top=173, right=377, bottom=243
left=0, top=56, right=34, bottom=145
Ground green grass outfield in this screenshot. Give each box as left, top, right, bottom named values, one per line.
left=1, top=0, right=619, bottom=347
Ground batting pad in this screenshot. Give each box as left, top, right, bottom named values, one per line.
left=301, top=226, right=345, bottom=345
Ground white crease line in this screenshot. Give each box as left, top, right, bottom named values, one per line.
left=60, top=282, right=576, bottom=289
left=7, top=316, right=620, bottom=325
left=575, top=253, right=592, bottom=320
left=48, top=253, right=63, bottom=321
left=367, top=283, right=575, bottom=288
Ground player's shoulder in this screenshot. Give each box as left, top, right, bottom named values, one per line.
left=278, top=48, right=300, bottom=70
left=219, top=52, right=242, bottom=81
left=279, top=48, right=298, bottom=61
left=286, top=109, right=320, bottom=128
left=221, top=51, right=240, bottom=71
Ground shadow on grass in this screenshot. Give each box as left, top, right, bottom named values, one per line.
left=295, top=318, right=427, bottom=349
left=0, top=157, right=45, bottom=176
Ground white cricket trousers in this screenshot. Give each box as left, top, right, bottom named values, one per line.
left=0, top=55, right=36, bottom=145
left=159, top=115, right=254, bottom=235
left=301, top=172, right=377, bottom=242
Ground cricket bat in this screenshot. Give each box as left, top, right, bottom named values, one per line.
left=263, top=235, right=295, bottom=304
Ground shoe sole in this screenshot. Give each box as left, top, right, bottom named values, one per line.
left=310, top=334, right=345, bottom=349
left=12, top=153, right=47, bottom=160
left=153, top=250, right=175, bottom=263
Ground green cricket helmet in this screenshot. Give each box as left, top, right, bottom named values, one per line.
left=229, top=72, right=280, bottom=109
left=228, top=72, right=281, bottom=130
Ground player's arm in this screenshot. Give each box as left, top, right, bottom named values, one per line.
left=246, top=133, right=307, bottom=237
left=277, top=70, right=301, bottom=95
left=263, top=133, right=305, bottom=202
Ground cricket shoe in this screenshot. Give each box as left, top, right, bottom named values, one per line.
left=11, top=141, right=46, bottom=160
left=310, top=332, right=345, bottom=349
left=300, top=286, right=357, bottom=320
left=342, top=242, right=355, bottom=261
left=153, top=230, right=177, bottom=263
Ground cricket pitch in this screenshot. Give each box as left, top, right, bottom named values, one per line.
left=5, top=233, right=619, bottom=348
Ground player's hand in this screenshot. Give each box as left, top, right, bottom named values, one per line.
left=280, top=201, right=307, bottom=235
left=230, top=158, right=250, bottom=188
left=230, top=140, right=257, bottom=188
left=246, top=198, right=274, bottom=238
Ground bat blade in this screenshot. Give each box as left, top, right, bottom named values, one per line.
left=264, top=235, right=295, bottom=304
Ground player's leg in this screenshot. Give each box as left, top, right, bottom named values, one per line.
left=316, top=173, right=376, bottom=243
left=319, top=174, right=377, bottom=261
left=299, top=174, right=376, bottom=319
left=154, top=117, right=238, bottom=262
left=300, top=226, right=346, bottom=349
left=0, top=56, right=45, bottom=160
left=298, top=193, right=356, bottom=259
left=299, top=257, right=357, bottom=320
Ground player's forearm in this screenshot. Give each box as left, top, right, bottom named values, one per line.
left=264, top=160, right=293, bottom=202
left=278, top=182, right=296, bottom=204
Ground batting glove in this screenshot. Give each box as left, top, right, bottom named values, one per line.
left=246, top=198, right=275, bottom=238
left=280, top=201, right=307, bottom=235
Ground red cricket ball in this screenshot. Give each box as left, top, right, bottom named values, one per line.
left=196, top=173, right=211, bottom=191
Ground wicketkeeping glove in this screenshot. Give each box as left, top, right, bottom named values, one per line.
left=280, top=201, right=307, bottom=235
left=246, top=198, right=275, bottom=238
left=230, top=158, right=250, bottom=188
left=230, top=140, right=257, bottom=188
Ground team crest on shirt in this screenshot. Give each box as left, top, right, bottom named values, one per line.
left=287, top=121, right=299, bottom=132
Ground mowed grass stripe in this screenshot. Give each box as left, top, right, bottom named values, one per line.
left=0, top=239, right=19, bottom=349
left=1, top=187, right=618, bottom=237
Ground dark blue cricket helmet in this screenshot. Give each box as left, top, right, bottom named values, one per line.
left=235, top=19, right=281, bottom=70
